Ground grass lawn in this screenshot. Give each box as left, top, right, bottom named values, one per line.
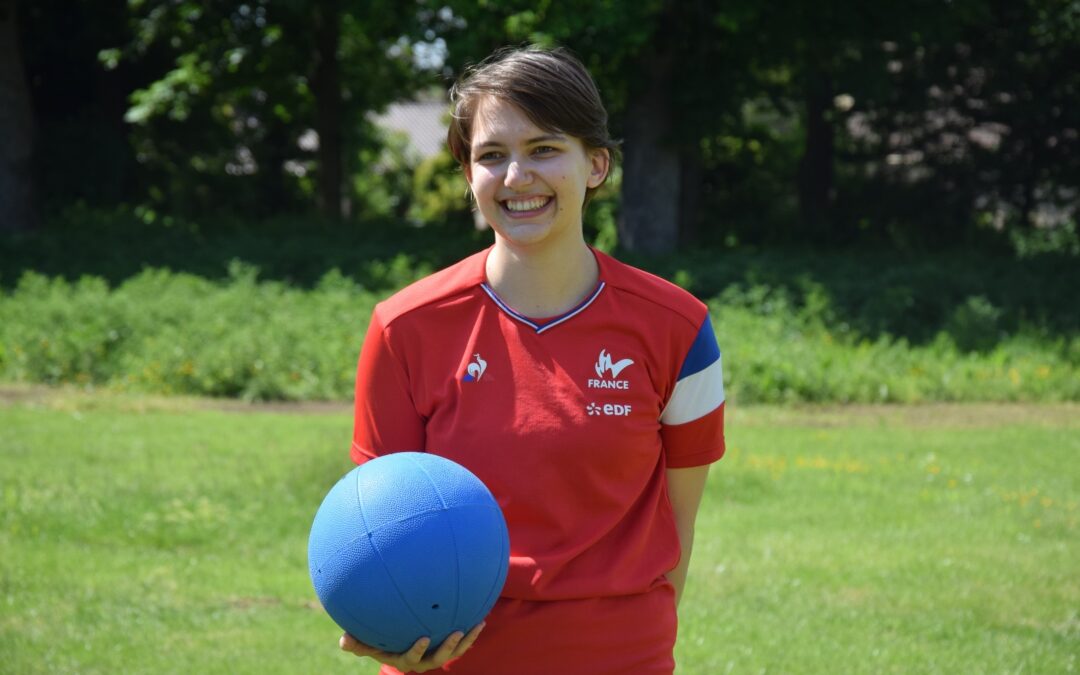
left=1, top=387, right=1077, bottom=674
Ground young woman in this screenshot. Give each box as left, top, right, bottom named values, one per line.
left=340, top=46, right=726, bottom=674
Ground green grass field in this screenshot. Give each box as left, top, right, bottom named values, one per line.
left=1, top=388, right=1076, bottom=674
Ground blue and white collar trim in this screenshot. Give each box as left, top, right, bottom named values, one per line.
left=480, top=281, right=606, bottom=334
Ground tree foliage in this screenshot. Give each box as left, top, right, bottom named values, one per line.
left=0, top=0, right=35, bottom=232
left=103, top=0, right=430, bottom=219
left=8, top=0, right=1079, bottom=252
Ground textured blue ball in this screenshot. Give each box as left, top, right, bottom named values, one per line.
left=308, top=452, right=510, bottom=654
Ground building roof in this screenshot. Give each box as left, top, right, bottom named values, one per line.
left=372, top=99, right=449, bottom=160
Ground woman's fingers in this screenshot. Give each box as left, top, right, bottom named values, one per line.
left=340, top=633, right=368, bottom=656
left=398, top=636, right=433, bottom=669
left=451, top=622, right=486, bottom=659
left=338, top=625, right=485, bottom=673
left=427, top=631, right=465, bottom=664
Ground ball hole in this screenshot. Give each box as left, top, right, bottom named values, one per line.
left=431, top=603, right=440, bottom=610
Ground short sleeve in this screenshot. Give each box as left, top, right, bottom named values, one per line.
left=351, top=308, right=426, bottom=464
left=659, top=315, right=726, bottom=468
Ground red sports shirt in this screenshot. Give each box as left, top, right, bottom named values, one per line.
left=352, top=247, right=725, bottom=674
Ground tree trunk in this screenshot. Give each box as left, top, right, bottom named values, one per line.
left=0, top=0, right=36, bottom=232
left=678, top=148, right=702, bottom=247
left=619, top=51, right=679, bottom=255
left=312, top=1, right=343, bottom=221
left=797, top=66, right=834, bottom=241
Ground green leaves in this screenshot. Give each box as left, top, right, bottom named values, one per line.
left=103, top=0, right=436, bottom=218
left=126, top=53, right=212, bottom=124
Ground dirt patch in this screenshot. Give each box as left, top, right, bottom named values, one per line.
left=206, top=398, right=352, bottom=415
left=0, top=383, right=52, bottom=406
left=0, top=383, right=350, bottom=416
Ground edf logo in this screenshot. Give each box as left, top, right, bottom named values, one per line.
left=586, top=402, right=632, bottom=417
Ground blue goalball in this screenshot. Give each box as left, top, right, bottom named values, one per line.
left=308, top=452, right=510, bottom=654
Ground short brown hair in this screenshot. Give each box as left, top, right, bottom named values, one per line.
left=447, top=46, right=618, bottom=204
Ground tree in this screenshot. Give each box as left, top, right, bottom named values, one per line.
left=311, top=0, right=343, bottom=219
left=831, top=0, right=1080, bottom=245
left=618, top=44, right=679, bottom=254
left=929, top=0, right=1080, bottom=233
left=618, top=1, right=757, bottom=253
left=728, top=1, right=947, bottom=242
left=0, top=0, right=35, bottom=232
left=111, top=0, right=427, bottom=220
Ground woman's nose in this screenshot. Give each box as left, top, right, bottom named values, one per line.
left=504, top=159, right=532, bottom=188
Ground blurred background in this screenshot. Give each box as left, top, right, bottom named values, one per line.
left=0, top=0, right=1077, bottom=401
left=6, top=0, right=1079, bottom=245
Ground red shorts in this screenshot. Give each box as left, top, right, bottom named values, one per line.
left=380, top=583, right=678, bottom=675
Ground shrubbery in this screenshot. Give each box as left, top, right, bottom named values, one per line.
left=714, top=302, right=1079, bottom=404
left=2, top=247, right=1077, bottom=403
left=0, top=265, right=379, bottom=401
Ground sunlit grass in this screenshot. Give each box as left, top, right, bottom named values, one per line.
left=1, top=390, right=1076, bottom=673
left=680, top=404, right=1079, bottom=673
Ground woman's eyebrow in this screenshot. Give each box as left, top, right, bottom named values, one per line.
left=474, top=133, right=567, bottom=150
left=527, top=134, right=567, bottom=144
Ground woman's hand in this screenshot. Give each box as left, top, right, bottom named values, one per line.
left=338, top=623, right=485, bottom=673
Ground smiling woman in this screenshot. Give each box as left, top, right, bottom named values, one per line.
left=338, top=46, right=727, bottom=675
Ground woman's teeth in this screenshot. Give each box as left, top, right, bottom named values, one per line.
left=504, top=197, right=549, bottom=212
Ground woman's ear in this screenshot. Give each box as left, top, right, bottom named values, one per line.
left=586, top=148, right=611, bottom=189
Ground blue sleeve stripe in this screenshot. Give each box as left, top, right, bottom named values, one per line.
left=677, top=317, right=721, bottom=380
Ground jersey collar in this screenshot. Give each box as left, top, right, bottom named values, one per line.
left=479, top=246, right=606, bottom=334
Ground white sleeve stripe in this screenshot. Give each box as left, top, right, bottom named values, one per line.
left=659, top=356, right=725, bottom=426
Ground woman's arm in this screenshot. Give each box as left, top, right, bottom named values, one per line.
left=665, top=465, right=712, bottom=607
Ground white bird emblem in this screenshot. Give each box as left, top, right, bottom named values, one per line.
left=596, top=349, right=634, bottom=378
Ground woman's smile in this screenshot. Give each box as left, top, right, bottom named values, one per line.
left=501, top=195, right=554, bottom=217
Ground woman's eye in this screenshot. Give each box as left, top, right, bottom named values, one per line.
left=533, top=146, right=558, bottom=155
left=476, top=151, right=503, bottom=162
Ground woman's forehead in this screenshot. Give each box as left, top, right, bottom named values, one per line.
left=472, top=96, right=559, bottom=144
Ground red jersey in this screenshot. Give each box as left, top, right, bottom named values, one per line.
left=351, top=246, right=725, bottom=674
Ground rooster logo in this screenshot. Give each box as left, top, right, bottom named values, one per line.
left=463, top=353, right=487, bottom=382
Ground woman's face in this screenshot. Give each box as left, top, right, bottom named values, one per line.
left=465, top=96, right=609, bottom=252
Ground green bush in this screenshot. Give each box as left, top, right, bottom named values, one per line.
left=944, top=295, right=1004, bottom=352
left=0, top=266, right=378, bottom=401
left=715, top=302, right=1079, bottom=404
left=2, top=261, right=1077, bottom=403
